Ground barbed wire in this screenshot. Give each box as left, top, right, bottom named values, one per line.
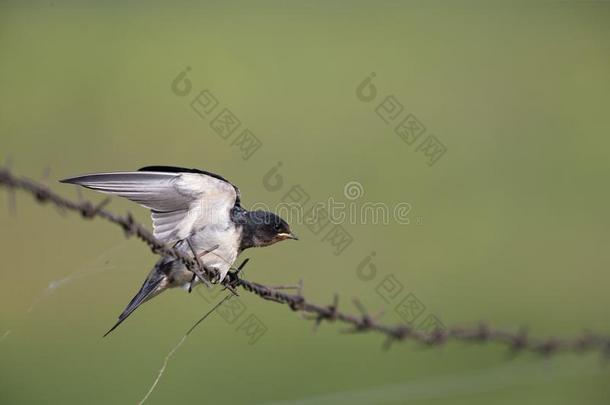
left=1, top=166, right=609, bottom=358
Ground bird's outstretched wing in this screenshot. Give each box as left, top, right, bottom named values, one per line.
left=61, top=166, right=240, bottom=243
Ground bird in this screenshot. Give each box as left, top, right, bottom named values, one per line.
left=60, top=165, right=297, bottom=336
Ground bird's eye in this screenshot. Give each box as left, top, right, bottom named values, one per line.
left=273, top=223, right=282, bottom=232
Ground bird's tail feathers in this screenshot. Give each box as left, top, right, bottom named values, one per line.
left=103, top=261, right=170, bottom=337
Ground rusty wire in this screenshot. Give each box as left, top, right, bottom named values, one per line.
left=1, top=166, right=609, bottom=358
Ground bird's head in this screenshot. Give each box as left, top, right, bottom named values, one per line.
left=243, top=210, right=298, bottom=248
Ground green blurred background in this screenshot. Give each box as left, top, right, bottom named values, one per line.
left=1, top=1, right=610, bottom=404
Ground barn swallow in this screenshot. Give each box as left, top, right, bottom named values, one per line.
left=61, top=165, right=297, bottom=336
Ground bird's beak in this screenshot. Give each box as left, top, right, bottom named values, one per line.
left=278, top=232, right=298, bottom=240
